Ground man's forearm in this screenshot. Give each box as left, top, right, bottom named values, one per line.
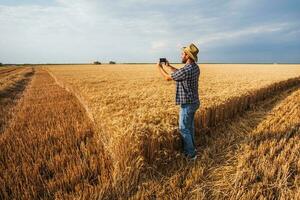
left=166, top=64, right=178, bottom=72
left=157, top=64, right=172, bottom=81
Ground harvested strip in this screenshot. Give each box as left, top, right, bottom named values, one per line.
left=0, top=67, right=34, bottom=134
left=0, top=69, right=113, bottom=200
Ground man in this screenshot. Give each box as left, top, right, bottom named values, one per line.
left=156, top=43, right=200, bottom=160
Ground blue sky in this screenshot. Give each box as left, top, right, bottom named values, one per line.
left=0, top=0, right=300, bottom=63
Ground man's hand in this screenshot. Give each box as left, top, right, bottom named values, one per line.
left=156, top=61, right=173, bottom=81
left=164, top=60, right=178, bottom=72
left=157, top=62, right=163, bottom=68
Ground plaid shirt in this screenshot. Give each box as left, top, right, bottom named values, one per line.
left=171, top=63, right=200, bottom=105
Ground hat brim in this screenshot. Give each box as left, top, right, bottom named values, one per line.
left=182, top=47, right=198, bottom=62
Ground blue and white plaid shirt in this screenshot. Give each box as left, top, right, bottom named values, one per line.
left=171, top=63, right=200, bottom=105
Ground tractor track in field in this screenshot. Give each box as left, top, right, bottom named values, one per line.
left=0, top=68, right=113, bottom=200
left=0, top=67, right=34, bottom=134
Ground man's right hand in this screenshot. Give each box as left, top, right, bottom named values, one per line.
left=164, top=61, right=178, bottom=72
left=157, top=62, right=163, bottom=68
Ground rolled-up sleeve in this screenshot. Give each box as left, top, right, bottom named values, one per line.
left=171, top=68, right=186, bottom=81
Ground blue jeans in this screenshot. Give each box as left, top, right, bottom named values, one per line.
left=179, top=102, right=200, bottom=157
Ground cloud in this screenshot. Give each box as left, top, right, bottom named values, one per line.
left=150, top=41, right=168, bottom=52
left=0, top=0, right=300, bottom=63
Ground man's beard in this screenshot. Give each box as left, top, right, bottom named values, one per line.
left=181, top=58, right=187, bottom=64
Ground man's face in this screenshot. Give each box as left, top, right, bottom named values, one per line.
left=181, top=51, right=189, bottom=64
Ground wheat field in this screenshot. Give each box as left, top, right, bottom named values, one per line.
left=0, top=64, right=300, bottom=199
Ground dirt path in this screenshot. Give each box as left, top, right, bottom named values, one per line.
left=0, top=68, right=112, bottom=200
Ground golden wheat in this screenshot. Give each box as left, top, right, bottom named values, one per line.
left=1, top=64, right=300, bottom=199
left=0, top=68, right=112, bottom=199
left=0, top=67, right=33, bottom=133
left=46, top=63, right=300, bottom=199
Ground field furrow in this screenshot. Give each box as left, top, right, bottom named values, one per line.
left=0, top=69, right=112, bottom=200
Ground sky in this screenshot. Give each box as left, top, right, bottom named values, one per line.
left=0, top=0, right=300, bottom=64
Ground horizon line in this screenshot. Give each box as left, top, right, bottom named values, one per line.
left=1, top=62, right=300, bottom=66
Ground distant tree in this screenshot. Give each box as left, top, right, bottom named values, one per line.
left=0, top=62, right=2, bottom=66
left=93, top=61, right=101, bottom=65
left=109, top=61, right=116, bottom=64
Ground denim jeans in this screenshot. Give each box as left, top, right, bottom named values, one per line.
left=179, top=102, right=200, bottom=157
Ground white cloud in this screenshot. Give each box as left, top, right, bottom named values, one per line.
left=151, top=41, right=168, bottom=51
left=0, top=0, right=299, bottom=63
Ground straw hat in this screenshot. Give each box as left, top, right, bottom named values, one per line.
left=182, top=43, right=199, bottom=62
